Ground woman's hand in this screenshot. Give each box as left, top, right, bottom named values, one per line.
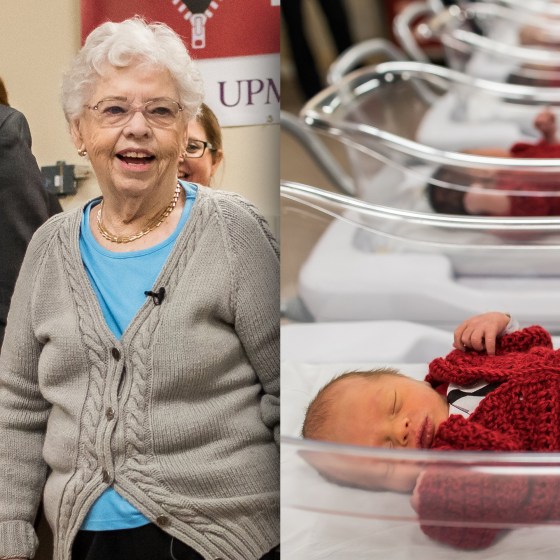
left=453, top=312, right=511, bottom=355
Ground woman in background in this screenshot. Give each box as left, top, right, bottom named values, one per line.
left=178, top=102, right=223, bottom=186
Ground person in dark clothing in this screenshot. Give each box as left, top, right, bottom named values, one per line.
left=282, top=0, right=354, bottom=99
left=0, top=104, right=62, bottom=345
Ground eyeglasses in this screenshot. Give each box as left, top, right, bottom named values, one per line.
left=85, top=98, right=183, bottom=128
left=184, top=139, right=216, bottom=158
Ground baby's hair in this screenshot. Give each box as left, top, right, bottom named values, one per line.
left=426, top=166, right=469, bottom=215
left=301, top=367, right=403, bottom=441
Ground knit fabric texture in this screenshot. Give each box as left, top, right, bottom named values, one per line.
left=497, top=140, right=560, bottom=216
left=0, top=186, right=279, bottom=560
left=418, top=326, right=560, bottom=549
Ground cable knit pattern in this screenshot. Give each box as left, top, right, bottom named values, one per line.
left=0, top=186, right=279, bottom=560
left=55, top=217, right=108, bottom=549
left=418, top=326, right=560, bottom=549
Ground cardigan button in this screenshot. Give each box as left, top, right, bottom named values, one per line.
left=101, top=469, right=110, bottom=483
left=111, top=347, right=121, bottom=360
left=156, top=515, right=170, bottom=527
left=105, top=407, right=115, bottom=420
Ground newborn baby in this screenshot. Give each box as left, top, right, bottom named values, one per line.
left=302, top=312, right=560, bottom=549
left=427, top=108, right=560, bottom=216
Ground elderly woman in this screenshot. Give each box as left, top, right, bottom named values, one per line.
left=0, top=17, right=279, bottom=560
left=178, top=102, right=224, bottom=186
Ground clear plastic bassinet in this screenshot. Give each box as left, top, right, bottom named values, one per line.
left=281, top=180, right=560, bottom=331
left=300, top=60, right=560, bottom=211
left=395, top=1, right=560, bottom=85
left=476, top=0, right=560, bottom=17
left=281, top=433, right=560, bottom=559
left=281, top=332, right=560, bottom=560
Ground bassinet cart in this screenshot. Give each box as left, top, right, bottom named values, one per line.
left=302, top=60, right=560, bottom=216
left=282, top=346, right=560, bottom=560
left=282, top=180, right=560, bottom=330
left=281, top=319, right=560, bottom=559
left=394, top=1, right=560, bottom=85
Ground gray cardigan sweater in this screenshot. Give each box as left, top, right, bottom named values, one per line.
left=0, top=186, right=279, bottom=560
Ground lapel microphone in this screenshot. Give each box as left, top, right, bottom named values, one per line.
left=144, top=287, right=166, bottom=306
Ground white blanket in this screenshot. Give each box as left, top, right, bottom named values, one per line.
left=416, top=90, right=539, bottom=151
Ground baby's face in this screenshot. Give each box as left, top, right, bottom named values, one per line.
left=324, top=374, right=449, bottom=450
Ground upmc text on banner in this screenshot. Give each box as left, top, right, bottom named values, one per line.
left=81, top=0, right=280, bottom=126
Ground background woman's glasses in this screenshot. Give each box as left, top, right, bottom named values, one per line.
left=184, top=139, right=215, bottom=158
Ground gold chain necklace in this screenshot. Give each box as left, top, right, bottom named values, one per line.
left=97, top=182, right=182, bottom=244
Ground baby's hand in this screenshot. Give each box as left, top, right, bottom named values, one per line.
left=453, top=312, right=511, bottom=355
left=535, top=108, right=557, bottom=144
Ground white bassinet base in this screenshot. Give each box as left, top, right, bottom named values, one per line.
left=298, top=218, right=560, bottom=331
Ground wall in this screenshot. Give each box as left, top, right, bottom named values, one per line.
left=0, top=1, right=279, bottom=235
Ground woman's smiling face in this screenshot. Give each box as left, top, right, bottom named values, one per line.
left=71, top=63, right=188, bottom=200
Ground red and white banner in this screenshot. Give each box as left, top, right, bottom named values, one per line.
left=81, top=0, right=280, bottom=127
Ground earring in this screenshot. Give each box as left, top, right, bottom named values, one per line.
left=78, top=148, right=87, bottom=157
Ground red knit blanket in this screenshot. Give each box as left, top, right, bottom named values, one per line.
left=416, top=326, right=560, bottom=549
left=497, top=141, right=560, bottom=216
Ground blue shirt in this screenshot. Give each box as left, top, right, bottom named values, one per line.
left=79, top=181, right=197, bottom=530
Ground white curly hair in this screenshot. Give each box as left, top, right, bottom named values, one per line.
left=61, top=17, right=204, bottom=122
